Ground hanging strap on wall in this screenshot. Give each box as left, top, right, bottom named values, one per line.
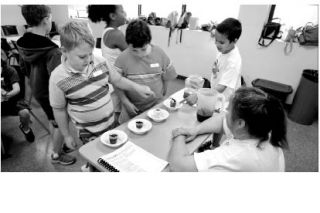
left=258, top=5, right=283, bottom=47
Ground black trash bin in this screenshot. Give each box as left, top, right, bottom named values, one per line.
left=252, top=78, right=293, bottom=103
left=289, top=69, right=318, bottom=125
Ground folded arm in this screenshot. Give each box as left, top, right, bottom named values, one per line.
left=168, top=135, right=198, bottom=172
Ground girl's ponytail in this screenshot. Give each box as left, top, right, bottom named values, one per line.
left=266, top=95, right=289, bottom=149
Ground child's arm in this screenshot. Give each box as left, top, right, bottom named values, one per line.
left=168, top=135, right=198, bottom=172
left=49, top=73, right=76, bottom=148
left=109, top=68, right=155, bottom=99
left=3, top=82, right=20, bottom=100
left=160, top=47, right=177, bottom=95
left=168, top=113, right=225, bottom=171
left=52, top=107, right=76, bottom=148
left=114, top=88, right=139, bottom=117
left=215, top=61, right=240, bottom=97
left=172, top=113, right=225, bottom=142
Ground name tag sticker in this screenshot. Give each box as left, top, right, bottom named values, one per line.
left=150, top=63, right=160, bottom=68
left=93, top=70, right=103, bottom=77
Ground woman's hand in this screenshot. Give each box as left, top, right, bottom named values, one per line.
left=172, top=127, right=198, bottom=143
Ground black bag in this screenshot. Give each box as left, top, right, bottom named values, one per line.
left=296, top=23, right=318, bottom=46
left=258, top=18, right=283, bottom=47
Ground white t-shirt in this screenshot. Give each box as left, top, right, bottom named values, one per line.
left=210, top=46, right=242, bottom=100
left=101, top=27, right=122, bottom=68
left=101, top=27, right=123, bottom=111
left=194, top=137, right=285, bottom=172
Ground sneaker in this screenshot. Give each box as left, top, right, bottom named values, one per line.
left=62, top=143, right=75, bottom=154
left=19, top=124, right=35, bottom=143
left=81, top=163, right=94, bottom=172
left=51, top=153, right=76, bottom=165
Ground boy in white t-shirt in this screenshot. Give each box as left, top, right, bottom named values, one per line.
left=186, top=18, right=242, bottom=104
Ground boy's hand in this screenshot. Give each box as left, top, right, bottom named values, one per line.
left=185, top=93, right=198, bottom=106
left=135, top=85, right=155, bottom=99
left=123, top=101, right=139, bottom=117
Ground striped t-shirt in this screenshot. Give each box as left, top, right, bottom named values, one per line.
left=114, top=44, right=177, bottom=111
left=49, top=55, right=117, bottom=139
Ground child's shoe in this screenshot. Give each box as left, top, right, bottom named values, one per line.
left=51, top=153, right=76, bottom=165
left=62, top=143, right=76, bottom=154
left=81, top=163, right=94, bottom=172
left=19, top=124, right=35, bottom=143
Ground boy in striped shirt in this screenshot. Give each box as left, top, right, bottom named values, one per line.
left=49, top=21, right=154, bottom=171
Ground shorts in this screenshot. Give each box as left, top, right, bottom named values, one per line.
left=1, top=99, right=29, bottom=116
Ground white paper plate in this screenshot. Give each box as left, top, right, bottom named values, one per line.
left=100, top=129, right=128, bottom=148
left=128, top=118, right=152, bottom=134
left=163, top=98, right=183, bottom=111
left=147, top=108, right=169, bottom=122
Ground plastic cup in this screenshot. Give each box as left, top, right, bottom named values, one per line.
left=109, top=134, right=118, bottom=144
left=136, top=121, right=143, bottom=129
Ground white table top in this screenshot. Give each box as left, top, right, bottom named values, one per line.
left=79, top=89, right=211, bottom=172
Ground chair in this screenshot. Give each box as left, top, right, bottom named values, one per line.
left=1, top=25, right=19, bottom=37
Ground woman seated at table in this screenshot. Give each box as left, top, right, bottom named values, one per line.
left=169, top=87, right=288, bottom=172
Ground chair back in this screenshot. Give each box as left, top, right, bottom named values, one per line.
left=1, top=25, right=19, bottom=36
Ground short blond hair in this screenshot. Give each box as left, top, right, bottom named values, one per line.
left=59, top=20, right=95, bottom=51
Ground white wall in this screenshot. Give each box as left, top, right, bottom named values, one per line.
left=148, top=26, right=217, bottom=80
left=1, top=5, right=27, bottom=35
left=2, top=5, right=318, bottom=104
left=237, top=5, right=318, bottom=103
left=1, top=5, right=69, bottom=35
left=88, top=18, right=217, bottom=80
left=49, top=5, right=69, bottom=29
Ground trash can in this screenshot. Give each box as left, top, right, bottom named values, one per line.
left=252, top=78, right=293, bottom=103
left=289, top=69, right=318, bottom=125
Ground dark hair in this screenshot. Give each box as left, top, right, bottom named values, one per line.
left=21, top=5, right=51, bottom=27
left=231, top=87, right=288, bottom=149
left=216, top=18, right=242, bottom=42
left=87, top=5, right=118, bottom=25
left=125, top=19, right=151, bottom=48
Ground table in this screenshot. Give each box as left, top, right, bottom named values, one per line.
left=79, top=89, right=212, bottom=172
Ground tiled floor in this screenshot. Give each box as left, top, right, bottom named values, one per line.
left=1, top=79, right=318, bottom=172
